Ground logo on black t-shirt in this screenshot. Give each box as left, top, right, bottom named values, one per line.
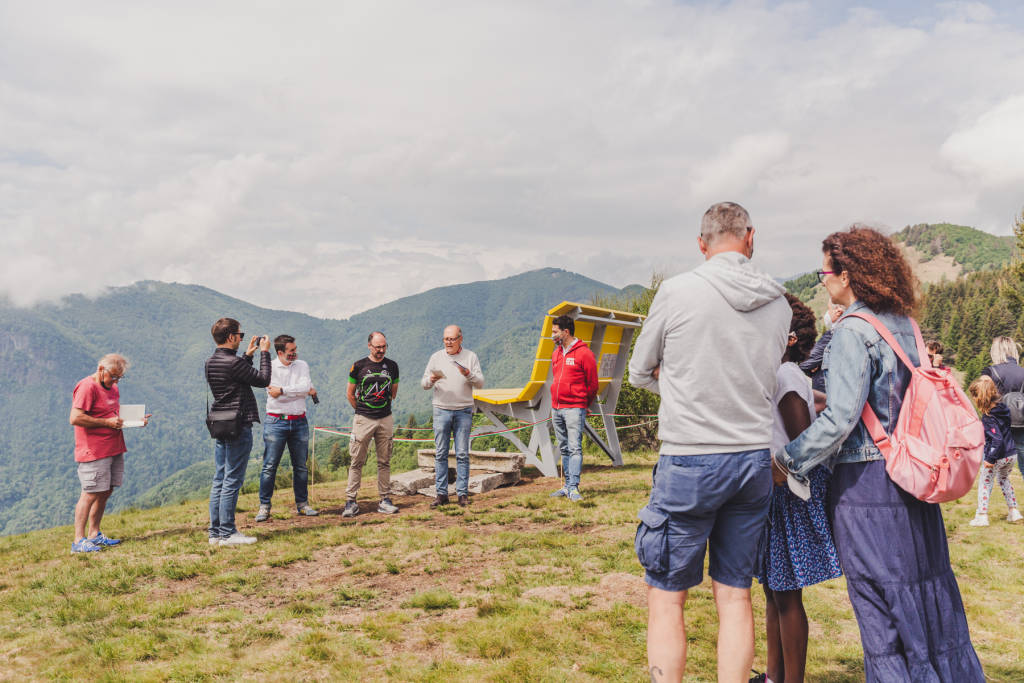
left=349, top=357, right=400, bottom=418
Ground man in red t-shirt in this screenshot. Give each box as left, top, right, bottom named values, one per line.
left=69, top=353, right=148, bottom=553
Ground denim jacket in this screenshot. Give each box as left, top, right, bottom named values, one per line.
left=776, top=300, right=920, bottom=478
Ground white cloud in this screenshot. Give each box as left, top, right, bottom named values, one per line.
left=1, top=1, right=1024, bottom=317
left=941, top=94, right=1024, bottom=185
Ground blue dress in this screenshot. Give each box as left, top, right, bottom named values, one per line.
left=757, top=465, right=842, bottom=591
left=756, top=362, right=842, bottom=591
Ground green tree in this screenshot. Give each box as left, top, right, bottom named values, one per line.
left=591, top=274, right=663, bottom=451
left=328, top=440, right=350, bottom=470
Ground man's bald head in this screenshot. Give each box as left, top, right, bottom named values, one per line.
left=443, top=325, right=463, bottom=354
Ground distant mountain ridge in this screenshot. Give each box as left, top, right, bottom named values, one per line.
left=894, top=222, right=1016, bottom=273
left=0, top=268, right=635, bottom=536
left=783, top=222, right=1018, bottom=313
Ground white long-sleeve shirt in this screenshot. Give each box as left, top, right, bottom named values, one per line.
left=266, top=357, right=312, bottom=415
left=420, top=348, right=484, bottom=410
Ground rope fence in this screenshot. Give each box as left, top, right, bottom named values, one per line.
left=311, top=414, right=659, bottom=444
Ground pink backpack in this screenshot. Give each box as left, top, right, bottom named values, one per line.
left=846, top=312, right=984, bottom=503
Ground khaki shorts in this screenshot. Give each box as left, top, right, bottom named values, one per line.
left=77, top=454, right=125, bottom=493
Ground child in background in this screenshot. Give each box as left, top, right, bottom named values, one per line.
left=754, top=294, right=842, bottom=683
left=925, top=340, right=947, bottom=369
left=967, top=375, right=1023, bottom=526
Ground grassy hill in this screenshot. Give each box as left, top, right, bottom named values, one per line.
left=894, top=223, right=1016, bottom=273
left=783, top=222, right=1019, bottom=315
left=1, top=452, right=1021, bottom=681
left=0, top=269, right=635, bottom=536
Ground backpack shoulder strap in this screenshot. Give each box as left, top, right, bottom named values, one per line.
left=840, top=312, right=926, bottom=372
left=989, top=364, right=1002, bottom=385
left=839, top=311, right=928, bottom=458
left=859, top=403, right=892, bottom=457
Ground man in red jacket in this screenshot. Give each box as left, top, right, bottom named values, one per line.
left=548, top=314, right=598, bottom=501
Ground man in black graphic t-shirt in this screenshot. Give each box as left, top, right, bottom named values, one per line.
left=343, top=331, right=400, bottom=517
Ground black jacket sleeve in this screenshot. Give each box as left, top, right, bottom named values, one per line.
left=230, top=351, right=272, bottom=388
left=799, top=330, right=832, bottom=376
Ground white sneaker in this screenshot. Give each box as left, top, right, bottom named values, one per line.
left=1008, top=508, right=1023, bottom=523
left=969, top=513, right=989, bottom=527
left=208, top=536, right=221, bottom=546
left=219, top=532, right=257, bottom=546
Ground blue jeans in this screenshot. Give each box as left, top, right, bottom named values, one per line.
left=258, top=415, right=310, bottom=507
left=1013, top=429, right=1024, bottom=480
left=434, top=407, right=473, bottom=497
left=210, top=424, right=253, bottom=538
left=552, top=407, right=586, bottom=489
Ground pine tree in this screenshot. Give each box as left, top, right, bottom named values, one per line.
left=328, top=440, right=349, bottom=470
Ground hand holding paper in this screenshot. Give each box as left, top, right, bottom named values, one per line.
left=119, top=404, right=147, bottom=428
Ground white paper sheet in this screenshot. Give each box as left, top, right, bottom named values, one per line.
left=120, top=404, right=146, bottom=428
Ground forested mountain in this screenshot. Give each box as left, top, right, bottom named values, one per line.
left=918, top=267, right=1022, bottom=378
left=895, top=223, right=1015, bottom=273
left=783, top=219, right=1024, bottom=385
left=0, top=269, right=631, bottom=536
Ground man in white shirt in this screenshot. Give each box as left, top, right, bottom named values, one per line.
left=421, top=325, right=484, bottom=507
left=255, top=334, right=319, bottom=521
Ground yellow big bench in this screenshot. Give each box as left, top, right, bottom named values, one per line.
left=472, top=301, right=645, bottom=477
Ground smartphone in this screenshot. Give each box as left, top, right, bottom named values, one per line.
left=452, top=360, right=467, bottom=371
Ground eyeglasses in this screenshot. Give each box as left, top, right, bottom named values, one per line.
left=105, top=369, right=125, bottom=382
left=370, top=344, right=387, bottom=351
left=443, top=337, right=461, bottom=342
left=815, top=270, right=835, bottom=283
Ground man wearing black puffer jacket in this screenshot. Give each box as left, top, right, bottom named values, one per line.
left=206, top=317, right=272, bottom=547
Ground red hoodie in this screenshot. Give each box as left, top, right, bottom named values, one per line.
left=550, top=339, right=598, bottom=409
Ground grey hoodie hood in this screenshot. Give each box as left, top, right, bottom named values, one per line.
left=694, top=251, right=786, bottom=312
left=628, top=249, right=792, bottom=455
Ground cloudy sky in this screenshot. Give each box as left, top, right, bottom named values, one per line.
left=2, top=1, right=1024, bottom=318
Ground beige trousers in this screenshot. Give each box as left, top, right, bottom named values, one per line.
left=346, top=413, right=394, bottom=501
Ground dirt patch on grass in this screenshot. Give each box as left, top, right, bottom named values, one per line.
left=521, top=572, right=646, bottom=609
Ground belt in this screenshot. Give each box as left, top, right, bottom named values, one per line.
left=267, top=413, right=306, bottom=420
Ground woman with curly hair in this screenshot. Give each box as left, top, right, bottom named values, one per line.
left=754, top=293, right=842, bottom=683
left=773, top=226, right=983, bottom=681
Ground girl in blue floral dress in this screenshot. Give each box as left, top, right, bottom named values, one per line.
left=755, top=294, right=842, bottom=683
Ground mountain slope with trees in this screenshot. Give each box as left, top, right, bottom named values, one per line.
left=0, top=269, right=633, bottom=536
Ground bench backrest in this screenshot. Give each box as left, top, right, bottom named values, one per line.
left=475, top=300, right=643, bottom=406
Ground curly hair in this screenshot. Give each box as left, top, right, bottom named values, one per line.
left=822, top=225, right=917, bottom=316
left=784, top=293, right=817, bottom=364
left=968, top=375, right=1000, bottom=415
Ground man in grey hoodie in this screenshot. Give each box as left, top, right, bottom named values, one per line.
left=629, top=202, right=790, bottom=683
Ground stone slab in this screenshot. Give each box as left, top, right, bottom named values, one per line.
left=415, top=469, right=521, bottom=497
left=390, top=469, right=439, bottom=496
left=417, top=449, right=525, bottom=473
